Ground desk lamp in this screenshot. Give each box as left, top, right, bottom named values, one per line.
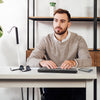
left=8, top=26, right=21, bottom=67
left=8, top=26, right=24, bottom=100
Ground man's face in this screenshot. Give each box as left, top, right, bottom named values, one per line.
left=53, top=13, right=71, bottom=35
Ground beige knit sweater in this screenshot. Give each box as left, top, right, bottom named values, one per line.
left=27, top=32, right=92, bottom=67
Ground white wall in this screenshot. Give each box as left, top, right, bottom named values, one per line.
left=0, top=0, right=100, bottom=100
left=0, top=0, right=27, bottom=100
left=0, top=0, right=27, bottom=66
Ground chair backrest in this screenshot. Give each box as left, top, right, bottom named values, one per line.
left=26, top=48, right=94, bottom=66
left=26, top=48, right=34, bottom=59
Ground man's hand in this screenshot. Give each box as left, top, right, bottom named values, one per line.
left=39, top=60, right=57, bottom=69
left=60, top=60, right=76, bottom=69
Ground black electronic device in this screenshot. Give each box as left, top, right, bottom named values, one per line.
left=22, top=65, right=31, bottom=72
left=38, top=67, right=77, bottom=73
left=10, top=65, right=24, bottom=71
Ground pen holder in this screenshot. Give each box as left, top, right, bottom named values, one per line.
left=49, top=2, right=56, bottom=17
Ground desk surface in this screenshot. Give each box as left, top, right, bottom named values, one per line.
left=0, top=67, right=97, bottom=100
left=0, top=66, right=97, bottom=80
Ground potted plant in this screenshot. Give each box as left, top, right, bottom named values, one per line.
left=49, top=2, right=56, bottom=16
left=0, top=0, right=3, bottom=3
left=0, top=0, right=3, bottom=38
left=0, top=26, right=3, bottom=38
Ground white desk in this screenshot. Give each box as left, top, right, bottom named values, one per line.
left=0, top=67, right=97, bottom=100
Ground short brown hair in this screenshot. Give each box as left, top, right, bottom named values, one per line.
left=54, top=8, right=71, bottom=22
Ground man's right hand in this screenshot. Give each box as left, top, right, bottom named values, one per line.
left=39, top=60, right=57, bottom=69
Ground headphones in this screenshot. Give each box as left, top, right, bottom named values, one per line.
left=0, top=26, right=3, bottom=38
left=10, top=65, right=31, bottom=72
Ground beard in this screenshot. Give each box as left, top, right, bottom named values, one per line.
left=54, top=26, right=68, bottom=35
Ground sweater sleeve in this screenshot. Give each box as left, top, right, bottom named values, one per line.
left=75, top=37, right=92, bottom=67
left=26, top=38, right=46, bottom=67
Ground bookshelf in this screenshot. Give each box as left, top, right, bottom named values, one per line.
left=27, top=0, right=100, bottom=67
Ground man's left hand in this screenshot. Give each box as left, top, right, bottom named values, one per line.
left=60, top=60, right=76, bottom=69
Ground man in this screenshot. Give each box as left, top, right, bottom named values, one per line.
left=27, top=9, right=92, bottom=100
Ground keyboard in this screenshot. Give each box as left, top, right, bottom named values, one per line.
left=38, top=67, right=77, bottom=73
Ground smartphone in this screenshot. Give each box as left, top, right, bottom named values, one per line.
left=78, top=68, right=93, bottom=72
